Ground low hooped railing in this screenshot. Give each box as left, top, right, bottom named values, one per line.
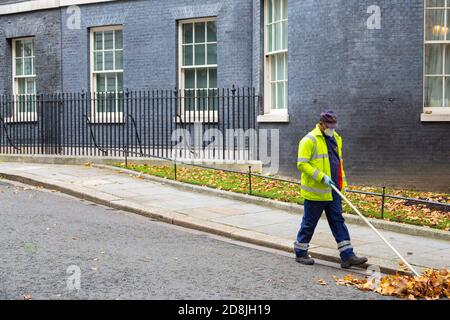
left=0, top=116, right=20, bottom=151
left=84, top=115, right=108, bottom=156
left=125, top=113, right=144, bottom=162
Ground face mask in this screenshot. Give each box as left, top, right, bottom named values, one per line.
left=324, top=128, right=335, bottom=137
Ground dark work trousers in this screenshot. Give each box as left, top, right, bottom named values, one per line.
left=294, top=190, right=355, bottom=260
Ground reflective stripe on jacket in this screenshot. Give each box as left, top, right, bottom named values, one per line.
left=297, top=124, right=347, bottom=201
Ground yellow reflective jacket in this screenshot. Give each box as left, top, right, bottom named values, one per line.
left=297, top=124, right=347, bottom=201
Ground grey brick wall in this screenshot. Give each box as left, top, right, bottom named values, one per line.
left=258, top=0, right=450, bottom=192
left=60, top=0, right=253, bottom=92
left=0, top=9, right=62, bottom=94
left=0, top=8, right=62, bottom=153
left=0, top=0, right=254, bottom=92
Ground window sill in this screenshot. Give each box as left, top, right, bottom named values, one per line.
left=175, top=113, right=219, bottom=124
left=257, top=113, right=289, bottom=123
left=87, top=116, right=125, bottom=124
left=2, top=116, right=37, bottom=123
left=420, top=112, right=450, bottom=122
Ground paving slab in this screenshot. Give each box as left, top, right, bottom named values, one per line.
left=175, top=208, right=234, bottom=220
left=253, top=222, right=299, bottom=239
left=212, top=211, right=297, bottom=229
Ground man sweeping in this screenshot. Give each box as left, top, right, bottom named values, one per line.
left=294, top=110, right=368, bottom=268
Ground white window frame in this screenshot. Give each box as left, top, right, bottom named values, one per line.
left=423, top=0, right=450, bottom=121
left=8, top=37, right=37, bottom=123
left=259, top=0, right=289, bottom=123
left=89, top=25, right=124, bottom=123
left=178, top=17, right=218, bottom=123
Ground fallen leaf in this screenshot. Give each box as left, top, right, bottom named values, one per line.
left=318, top=279, right=327, bottom=286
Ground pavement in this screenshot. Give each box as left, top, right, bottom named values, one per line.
left=0, top=180, right=393, bottom=300
left=0, top=162, right=448, bottom=275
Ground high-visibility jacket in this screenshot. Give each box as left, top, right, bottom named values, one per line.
left=297, top=124, right=347, bottom=201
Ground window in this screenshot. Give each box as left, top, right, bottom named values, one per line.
left=262, top=0, right=288, bottom=121
left=424, top=0, right=450, bottom=121
left=179, top=18, right=218, bottom=118
left=12, top=37, right=36, bottom=121
left=90, top=26, right=123, bottom=121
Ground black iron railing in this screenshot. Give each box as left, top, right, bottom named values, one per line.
left=0, top=87, right=259, bottom=161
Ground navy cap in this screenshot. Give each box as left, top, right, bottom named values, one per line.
left=320, top=110, right=338, bottom=129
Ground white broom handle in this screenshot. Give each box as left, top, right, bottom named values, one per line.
left=331, top=185, right=420, bottom=277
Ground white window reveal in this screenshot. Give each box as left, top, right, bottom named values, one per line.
left=259, top=0, right=288, bottom=123
left=423, top=0, right=450, bottom=121
left=90, top=26, right=124, bottom=122
left=179, top=18, right=218, bottom=122
left=12, top=37, right=36, bottom=122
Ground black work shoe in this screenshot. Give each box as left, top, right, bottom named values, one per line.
left=296, top=255, right=315, bottom=266
left=341, top=255, right=368, bottom=269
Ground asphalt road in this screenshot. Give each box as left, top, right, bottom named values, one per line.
left=0, top=180, right=392, bottom=300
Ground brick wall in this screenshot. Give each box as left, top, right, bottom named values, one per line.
left=257, top=0, right=450, bottom=192
left=60, top=0, right=253, bottom=91
left=0, top=9, right=62, bottom=94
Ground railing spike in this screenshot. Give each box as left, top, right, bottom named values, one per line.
left=231, top=84, right=236, bottom=95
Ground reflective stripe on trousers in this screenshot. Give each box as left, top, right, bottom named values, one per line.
left=337, top=240, right=353, bottom=253
left=294, top=241, right=309, bottom=251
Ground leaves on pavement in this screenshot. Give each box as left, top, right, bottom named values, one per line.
left=318, top=279, right=327, bottom=285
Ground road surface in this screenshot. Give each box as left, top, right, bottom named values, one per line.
left=0, top=180, right=392, bottom=300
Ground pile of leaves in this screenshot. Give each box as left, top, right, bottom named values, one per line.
left=333, top=269, right=450, bottom=300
